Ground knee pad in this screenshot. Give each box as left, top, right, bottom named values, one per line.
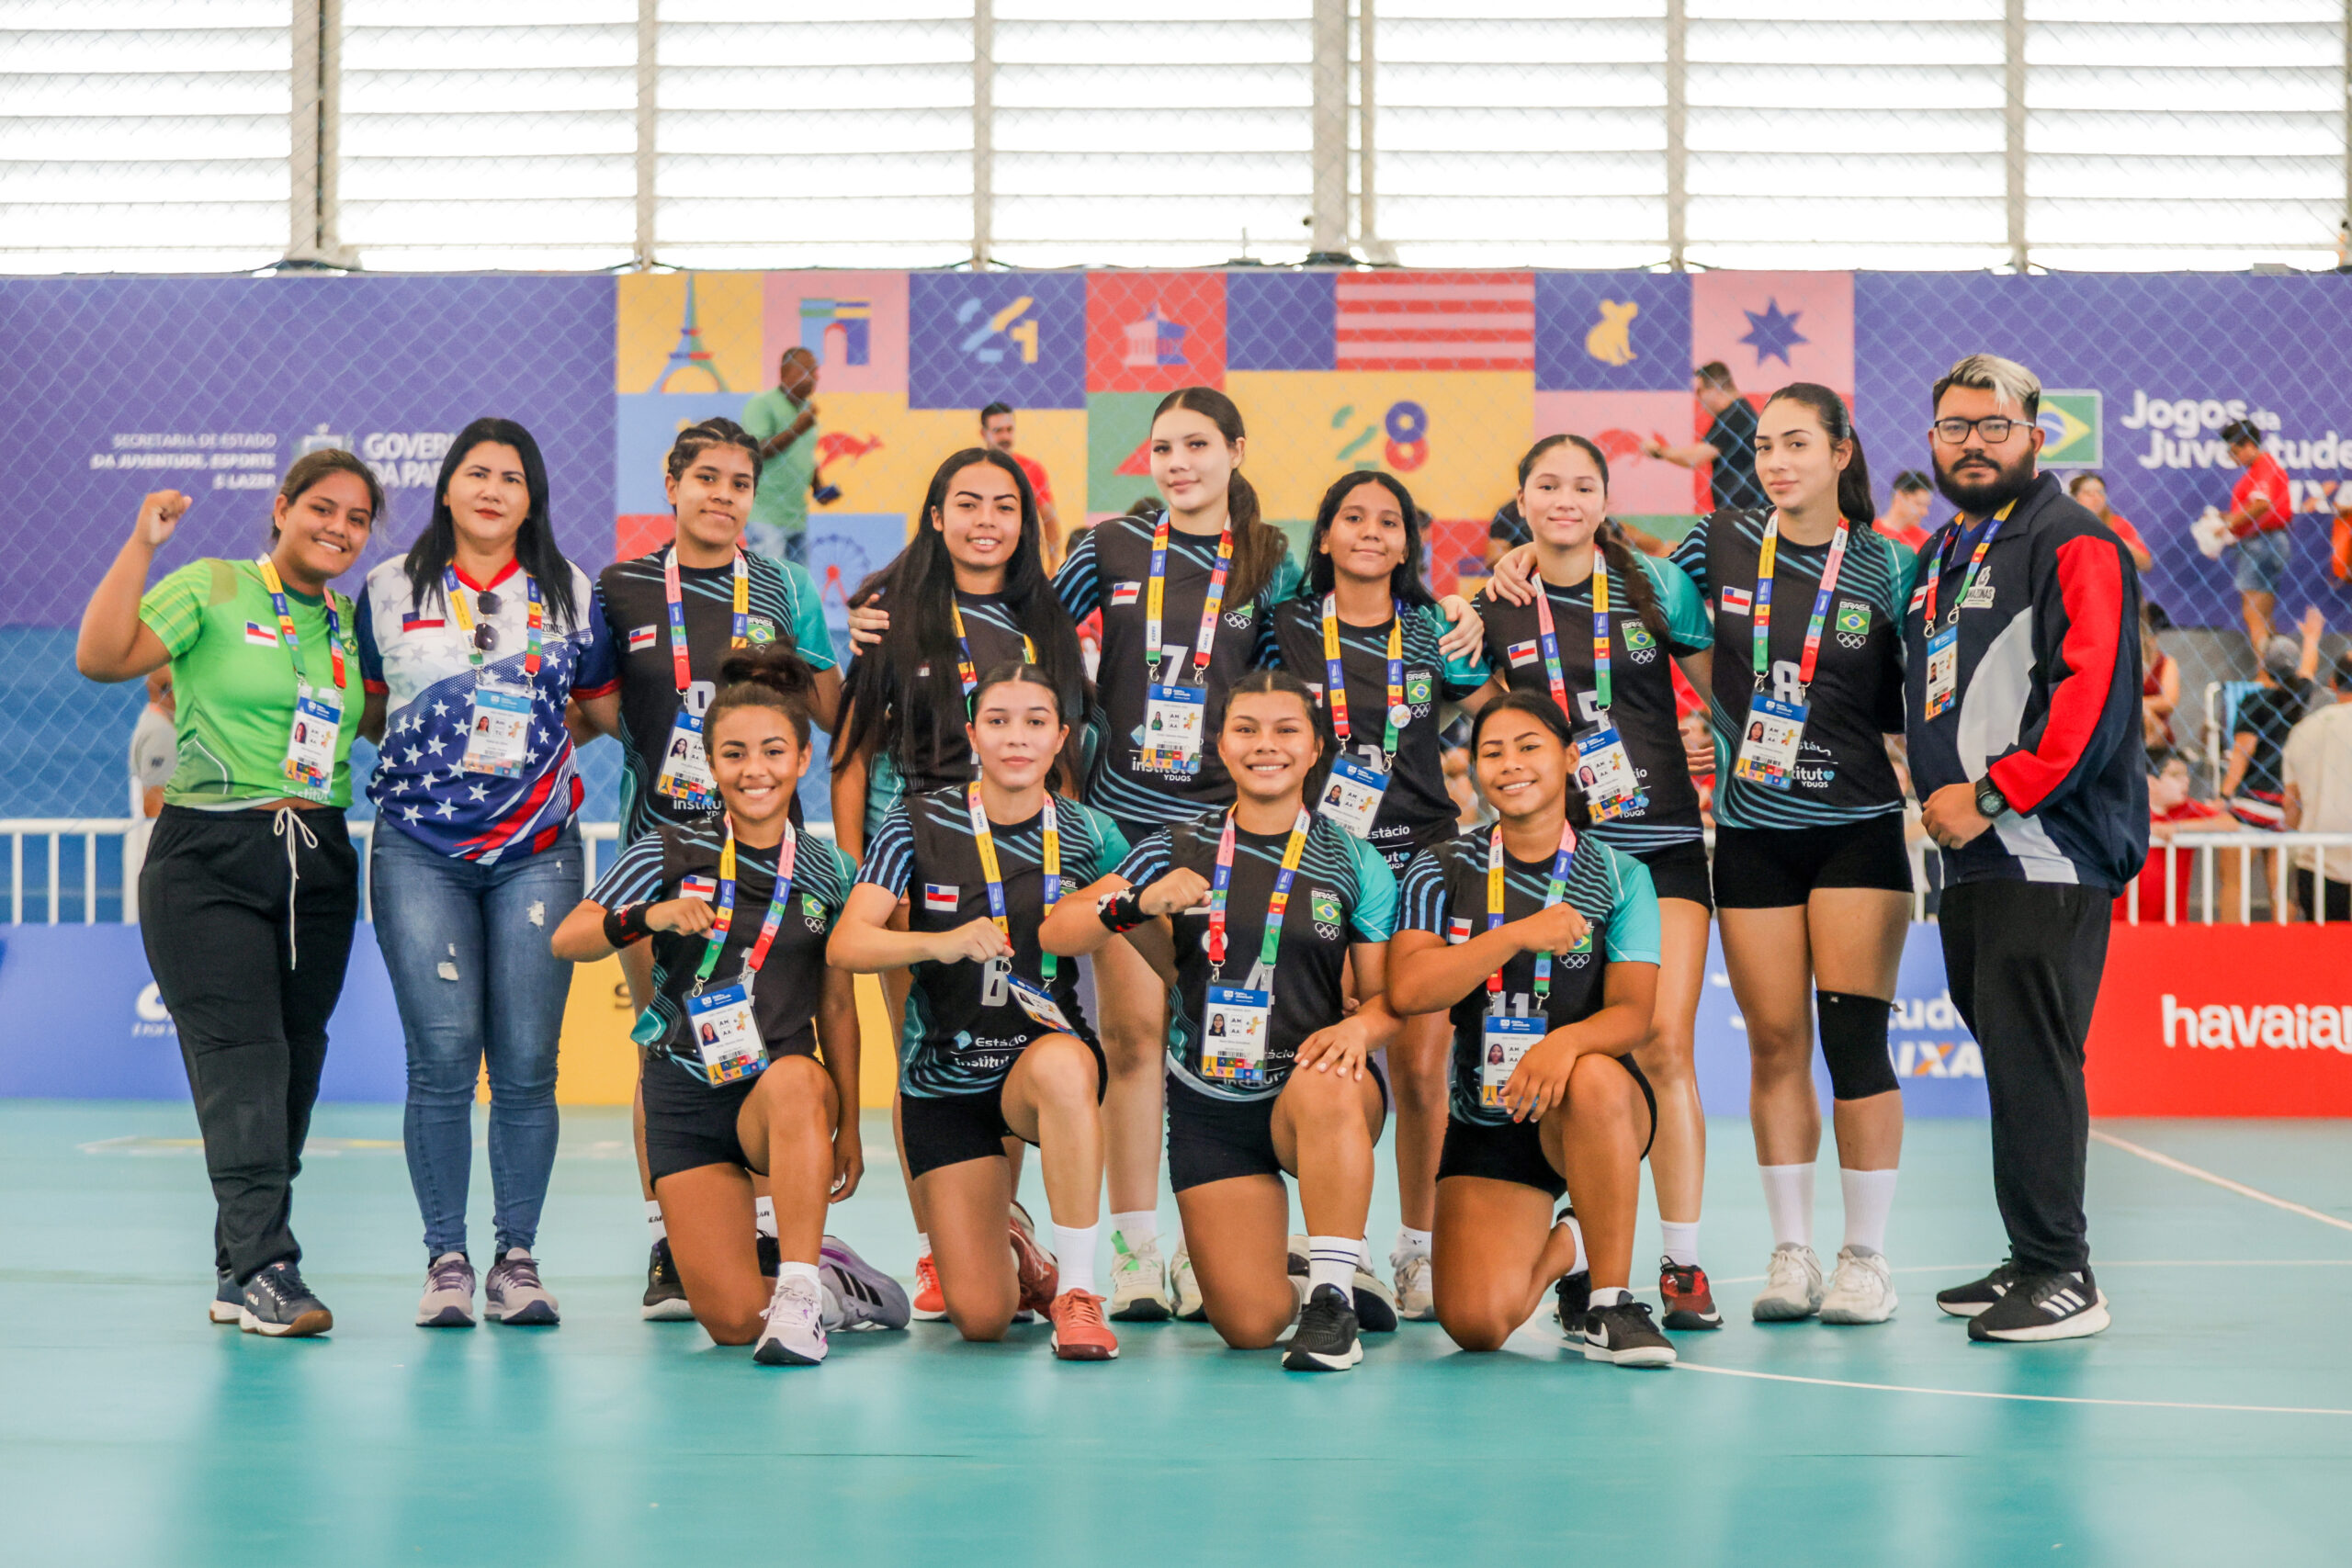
left=1816, top=991, right=1899, bottom=1100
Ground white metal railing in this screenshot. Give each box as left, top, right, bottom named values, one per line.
left=2120, top=830, right=2352, bottom=927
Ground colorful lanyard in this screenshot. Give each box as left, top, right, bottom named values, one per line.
left=1485, top=821, right=1579, bottom=1007
left=255, top=557, right=345, bottom=695
left=1918, top=502, right=2014, bottom=631
left=1143, top=513, right=1234, bottom=687
left=1530, top=555, right=1611, bottom=718
left=1752, top=513, right=1852, bottom=690
left=1205, top=807, right=1312, bottom=980
left=694, top=818, right=797, bottom=990
left=1320, top=594, right=1408, bottom=765
left=662, top=545, right=746, bottom=694
left=443, top=567, right=543, bottom=679
left=949, top=599, right=1038, bottom=711
left=967, top=782, right=1059, bottom=983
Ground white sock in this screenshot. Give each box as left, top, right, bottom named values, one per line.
left=1658, top=1220, right=1701, bottom=1269
left=1589, top=1284, right=1632, bottom=1309
left=753, top=1196, right=777, bottom=1240
left=774, top=1259, right=820, bottom=1290
left=1392, top=1224, right=1432, bottom=1262
left=1559, top=1211, right=1588, bottom=1277
left=1054, top=1224, right=1100, bottom=1296
left=1111, top=1210, right=1158, bottom=1251
left=645, top=1200, right=665, bottom=1243
left=1759, top=1163, right=1815, bottom=1250
left=1307, top=1235, right=1356, bottom=1297
left=914, top=1231, right=931, bottom=1260
left=1839, top=1167, right=1898, bottom=1256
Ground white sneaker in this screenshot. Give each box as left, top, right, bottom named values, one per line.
left=1392, top=1250, right=1435, bottom=1321
left=1819, top=1246, right=1898, bottom=1325
left=1751, top=1243, right=1825, bottom=1322
left=1170, top=1242, right=1207, bottom=1322
left=1107, top=1232, right=1173, bottom=1323
left=415, top=1251, right=477, bottom=1328
left=753, top=1272, right=828, bottom=1365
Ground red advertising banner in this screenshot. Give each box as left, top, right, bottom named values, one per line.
left=2086, top=924, right=2352, bottom=1117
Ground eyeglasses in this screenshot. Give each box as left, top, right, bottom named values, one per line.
left=1930, top=416, right=2022, bottom=446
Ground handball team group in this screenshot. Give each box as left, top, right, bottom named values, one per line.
left=74, top=348, right=2147, bottom=1372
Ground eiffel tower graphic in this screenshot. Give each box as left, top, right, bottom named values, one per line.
left=650, top=275, right=729, bottom=394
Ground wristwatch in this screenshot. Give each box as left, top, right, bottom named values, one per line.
left=1973, top=775, right=2009, bottom=820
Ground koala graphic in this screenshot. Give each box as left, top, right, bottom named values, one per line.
left=1585, top=299, right=1640, bottom=368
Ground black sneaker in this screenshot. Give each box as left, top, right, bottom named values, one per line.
left=210, top=1269, right=243, bottom=1325
left=1554, top=1270, right=1592, bottom=1339
left=239, top=1260, right=333, bottom=1337
left=1581, top=1299, right=1677, bottom=1368
left=757, top=1234, right=781, bottom=1279
left=1967, top=1269, right=2109, bottom=1343
left=643, top=1239, right=694, bottom=1322
left=1936, top=1257, right=2026, bottom=1319
left=1283, top=1283, right=1363, bottom=1371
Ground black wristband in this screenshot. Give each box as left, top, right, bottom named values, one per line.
left=603, top=901, right=653, bottom=948
left=1096, top=889, right=1149, bottom=933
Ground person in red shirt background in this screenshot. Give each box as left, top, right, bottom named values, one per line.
left=2119, top=750, right=2241, bottom=924
left=2064, top=472, right=2154, bottom=573
left=1872, top=468, right=1934, bottom=550
left=2220, top=417, right=2293, bottom=655
left=980, top=402, right=1063, bottom=569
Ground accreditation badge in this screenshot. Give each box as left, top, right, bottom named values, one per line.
left=1201, top=984, right=1272, bottom=1088
left=283, top=687, right=341, bottom=793
left=1007, top=976, right=1075, bottom=1034
left=1315, top=754, right=1388, bottom=839
left=1479, top=1014, right=1544, bottom=1111
left=461, top=677, right=535, bottom=778
left=657, top=711, right=718, bottom=808
left=1573, top=724, right=1646, bottom=822
left=1732, top=694, right=1807, bottom=791
left=686, top=983, right=767, bottom=1086
left=1924, top=626, right=1960, bottom=720
left=1139, top=682, right=1208, bottom=775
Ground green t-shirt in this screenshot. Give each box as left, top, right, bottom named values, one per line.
left=138, top=558, right=363, bottom=808
left=741, top=386, right=816, bottom=537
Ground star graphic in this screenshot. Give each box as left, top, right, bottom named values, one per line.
left=1738, top=299, right=1808, bottom=366
left=432, top=700, right=448, bottom=717
left=425, top=735, right=447, bottom=755
left=435, top=800, right=457, bottom=818
left=469, top=784, right=489, bottom=801
left=402, top=805, right=422, bottom=822
left=401, top=747, right=420, bottom=764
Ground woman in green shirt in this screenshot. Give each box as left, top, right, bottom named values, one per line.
left=74, top=450, right=381, bottom=1339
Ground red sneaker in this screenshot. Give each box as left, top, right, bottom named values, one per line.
left=1048, top=1289, right=1119, bottom=1360
left=911, top=1251, right=947, bottom=1322
left=1659, top=1258, right=1724, bottom=1329
left=1010, top=1203, right=1060, bottom=1315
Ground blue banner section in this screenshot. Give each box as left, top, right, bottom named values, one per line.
left=908, top=273, right=1088, bottom=409
left=1534, top=271, right=1693, bottom=391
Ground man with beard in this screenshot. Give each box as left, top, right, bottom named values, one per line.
left=1904, top=354, right=2146, bottom=1345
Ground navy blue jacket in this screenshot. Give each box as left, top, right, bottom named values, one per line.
left=1903, top=472, right=2149, bottom=891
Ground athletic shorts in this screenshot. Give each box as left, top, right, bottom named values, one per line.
left=642, top=1056, right=763, bottom=1183
left=2233, top=526, right=2290, bottom=595
left=1435, top=1055, right=1657, bottom=1199
left=1165, top=1060, right=1393, bottom=1194
left=1369, top=815, right=1463, bottom=879
left=1711, top=813, right=1913, bottom=909
left=900, top=1036, right=1108, bottom=1182
left=1629, top=839, right=1713, bottom=909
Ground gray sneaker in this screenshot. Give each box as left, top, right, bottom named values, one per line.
left=416, top=1251, right=477, bottom=1328
left=239, top=1260, right=333, bottom=1337
left=482, top=1247, right=560, bottom=1326
left=818, top=1236, right=910, bottom=1331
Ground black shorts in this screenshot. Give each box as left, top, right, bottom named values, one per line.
left=1369, top=816, right=1462, bottom=879
left=1435, top=1055, right=1657, bottom=1199
left=1630, top=839, right=1713, bottom=909
left=1712, top=814, right=1912, bottom=909
left=642, top=1055, right=763, bottom=1182
left=1165, top=1060, right=1393, bottom=1194
left=900, top=1036, right=1108, bottom=1182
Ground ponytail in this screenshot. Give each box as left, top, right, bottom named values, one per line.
left=1154, top=387, right=1290, bottom=604
left=1763, top=382, right=1874, bottom=526
left=706, top=643, right=818, bottom=747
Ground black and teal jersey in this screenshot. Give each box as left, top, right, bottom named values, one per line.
left=1396, top=829, right=1661, bottom=1128
left=857, top=787, right=1127, bottom=1097
left=1269, top=592, right=1488, bottom=858
left=1054, top=513, right=1300, bottom=831
left=1112, top=810, right=1396, bottom=1103
left=1670, top=510, right=1917, bottom=829
left=843, top=587, right=1052, bottom=799
left=1470, top=552, right=1713, bottom=852
left=594, top=548, right=835, bottom=844
left=589, top=822, right=854, bottom=1082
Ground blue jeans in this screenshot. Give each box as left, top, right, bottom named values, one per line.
left=2233, top=526, right=2290, bottom=594
left=372, top=820, right=582, bottom=1260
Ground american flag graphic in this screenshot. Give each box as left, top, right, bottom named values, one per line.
left=1334, top=272, right=1534, bottom=371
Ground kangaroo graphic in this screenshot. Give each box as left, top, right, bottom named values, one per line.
left=1585, top=299, right=1639, bottom=367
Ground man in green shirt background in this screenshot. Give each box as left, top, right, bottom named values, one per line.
left=741, top=345, right=821, bottom=566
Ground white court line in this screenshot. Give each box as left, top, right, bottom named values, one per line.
left=1674, top=1362, right=2352, bottom=1417
left=2091, top=1129, right=2352, bottom=1234
left=1685, top=1259, right=2352, bottom=1289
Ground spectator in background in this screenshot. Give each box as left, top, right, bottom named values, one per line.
left=2219, top=418, right=2293, bottom=655
left=742, top=346, right=821, bottom=566
left=1483, top=497, right=1528, bottom=567
left=2064, top=473, right=2154, bottom=573
left=2140, top=609, right=2178, bottom=752
left=981, top=402, right=1062, bottom=567
left=1873, top=469, right=1935, bottom=550
left=2119, top=750, right=2240, bottom=925
left=1645, top=361, right=1765, bottom=512
left=2282, top=650, right=2352, bottom=921
left=2222, top=607, right=2324, bottom=829
left=130, top=666, right=175, bottom=818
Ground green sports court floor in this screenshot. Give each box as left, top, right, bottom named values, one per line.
left=6, top=1103, right=2347, bottom=1565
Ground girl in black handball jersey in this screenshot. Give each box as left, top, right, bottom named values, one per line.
left=1476, top=435, right=1724, bottom=1331
left=1044, top=671, right=1403, bottom=1373
left=1386, top=694, right=1674, bottom=1368
left=830, top=663, right=1126, bottom=1362
left=1667, top=385, right=1917, bottom=1326
left=553, top=648, right=891, bottom=1367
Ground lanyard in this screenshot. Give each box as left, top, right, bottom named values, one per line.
left=444, top=567, right=543, bottom=679
left=662, top=546, right=746, bottom=694
left=1530, top=556, right=1611, bottom=718
left=967, top=782, right=1059, bottom=983
left=1320, top=593, right=1407, bottom=764
left=694, top=818, right=797, bottom=990
left=254, top=557, right=345, bottom=695
left=1753, top=513, right=1852, bottom=689
left=1205, top=807, right=1312, bottom=980
left=949, top=599, right=1038, bottom=712
left=1485, top=821, right=1579, bottom=1008
left=1919, top=502, right=2014, bottom=631
left=1143, top=513, right=1234, bottom=686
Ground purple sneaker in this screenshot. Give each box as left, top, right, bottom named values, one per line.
left=818, top=1236, right=910, bottom=1331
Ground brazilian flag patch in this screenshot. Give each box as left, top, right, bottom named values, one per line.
left=1622, top=622, right=1656, bottom=651
left=747, top=616, right=777, bottom=645
left=1310, top=890, right=1341, bottom=925
left=1407, top=671, right=1433, bottom=705
left=1837, top=600, right=1871, bottom=637
left=801, top=893, right=826, bottom=920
